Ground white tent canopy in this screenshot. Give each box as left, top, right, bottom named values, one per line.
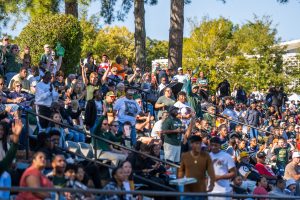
left=288, top=93, right=300, bottom=102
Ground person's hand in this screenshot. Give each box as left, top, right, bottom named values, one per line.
left=11, top=119, right=23, bottom=144
left=207, top=184, right=214, bottom=192
left=71, top=79, right=77, bottom=85
left=215, top=175, right=223, bottom=181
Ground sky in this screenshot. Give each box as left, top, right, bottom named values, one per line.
left=2, top=0, right=300, bottom=42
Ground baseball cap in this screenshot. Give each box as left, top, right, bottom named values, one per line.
left=71, top=100, right=79, bottom=113
left=106, top=91, right=116, bottom=97
left=189, top=135, right=202, bottom=143
left=178, top=67, right=183, bottom=71
left=44, top=44, right=50, bottom=48
left=256, top=151, right=267, bottom=159
left=2, top=36, right=9, bottom=40
left=239, top=151, right=249, bottom=159
left=292, top=151, right=300, bottom=158
left=286, top=179, right=296, bottom=188
left=192, top=84, right=199, bottom=89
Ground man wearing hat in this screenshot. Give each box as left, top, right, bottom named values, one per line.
left=161, top=106, right=184, bottom=164
left=208, top=137, right=236, bottom=200
left=255, top=151, right=277, bottom=181
left=186, top=78, right=203, bottom=119
left=178, top=135, right=215, bottom=198
left=40, top=44, right=52, bottom=73
left=284, top=151, right=300, bottom=181
left=174, top=67, right=188, bottom=84
left=237, top=151, right=261, bottom=191
left=203, top=105, right=216, bottom=128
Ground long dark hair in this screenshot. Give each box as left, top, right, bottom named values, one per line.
left=0, top=122, right=9, bottom=152
left=119, top=160, right=133, bottom=181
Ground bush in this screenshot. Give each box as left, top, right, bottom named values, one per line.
left=17, top=14, right=83, bottom=74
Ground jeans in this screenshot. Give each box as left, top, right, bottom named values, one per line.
left=249, top=128, right=258, bottom=139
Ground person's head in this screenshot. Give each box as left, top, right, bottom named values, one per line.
left=0, top=77, right=4, bottom=91
left=232, top=175, right=243, bottom=187
left=112, top=165, right=125, bottom=183
left=52, top=155, right=66, bottom=175
left=149, top=143, right=161, bottom=157
left=24, top=45, right=30, bottom=54
left=239, top=139, right=246, bottom=149
left=102, top=54, right=109, bottom=62
left=101, top=118, right=109, bottom=132
left=256, top=151, right=267, bottom=164
left=105, top=91, right=116, bottom=103
left=44, top=44, right=51, bottom=54
left=19, top=67, right=28, bottom=79
left=135, top=97, right=142, bottom=108
left=51, top=112, right=61, bottom=123
left=177, top=67, right=183, bottom=75
left=250, top=138, right=257, bottom=147
left=239, top=151, right=250, bottom=164
left=13, top=81, right=22, bottom=93
left=250, top=101, right=257, bottom=109
left=111, top=67, right=118, bottom=75
left=120, top=161, right=132, bottom=180
left=32, top=151, right=46, bottom=170
left=169, top=106, right=179, bottom=118
left=123, top=121, right=132, bottom=138
left=125, top=88, right=135, bottom=100
left=56, top=70, right=64, bottom=82
left=210, top=137, right=222, bottom=154
left=2, top=36, right=9, bottom=46
left=116, top=83, right=125, bottom=92
left=276, top=177, right=286, bottom=190
left=218, top=124, right=228, bottom=138
left=89, top=72, right=98, bottom=85
left=65, top=164, right=78, bottom=181
left=164, top=87, right=172, bottom=98
left=93, top=89, right=102, bottom=101
left=286, top=179, right=297, bottom=193
left=292, top=152, right=300, bottom=164
left=109, top=121, right=119, bottom=134
left=191, top=84, right=199, bottom=93
left=200, top=120, right=209, bottom=130
left=177, top=91, right=187, bottom=103
left=11, top=44, right=19, bottom=55
left=256, top=177, right=268, bottom=189
left=207, top=106, right=216, bottom=115
left=161, top=111, right=169, bottom=120
left=48, top=129, right=61, bottom=149
left=76, top=165, right=86, bottom=182
left=277, top=137, right=285, bottom=148
left=115, top=56, right=122, bottom=64
left=160, top=77, right=167, bottom=85
left=43, top=71, right=52, bottom=84
left=235, top=124, right=243, bottom=133
left=189, top=135, right=202, bottom=153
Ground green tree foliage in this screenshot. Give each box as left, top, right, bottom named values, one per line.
left=146, top=38, right=168, bottom=67
left=93, top=26, right=135, bottom=63
left=183, top=17, right=287, bottom=92
left=17, top=14, right=83, bottom=74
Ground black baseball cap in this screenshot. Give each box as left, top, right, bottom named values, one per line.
left=210, top=137, right=222, bottom=144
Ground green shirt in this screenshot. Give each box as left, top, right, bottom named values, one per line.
left=186, top=79, right=203, bottom=118
left=161, top=116, right=182, bottom=146
left=203, top=113, right=215, bottom=128
left=86, top=85, right=99, bottom=101
left=0, top=143, right=18, bottom=175
left=93, top=130, right=122, bottom=151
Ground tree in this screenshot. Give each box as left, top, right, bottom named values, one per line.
left=65, top=0, right=79, bottom=18
left=93, top=26, right=135, bottom=63
left=168, top=0, right=184, bottom=70
left=146, top=38, right=168, bottom=67
left=17, top=14, right=83, bottom=74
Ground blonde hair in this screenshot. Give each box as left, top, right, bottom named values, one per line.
left=13, top=81, right=22, bottom=90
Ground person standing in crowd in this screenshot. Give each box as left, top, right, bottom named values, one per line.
left=4, top=44, right=21, bottom=83
left=209, top=137, right=236, bottom=200
left=186, top=78, right=203, bottom=119
left=39, top=44, right=52, bottom=74
left=161, top=106, right=184, bottom=164
left=217, top=79, right=230, bottom=98
left=0, top=36, right=10, bottom=76
left=98, top=54, right=110, bottom=72
left=284, top=151, right=300, bottom=181
left=20, top=45, right=31, bottom=69
left=178, top=135, right=215, bottom=200
left=35, top=71, right=59, bottom=129
left=114, top=88, right=142, bottom=146
left=244, top=101, right=261, bottom=138
left=155, top=87, right=175, bottom=119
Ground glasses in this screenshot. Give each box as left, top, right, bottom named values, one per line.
left=0, top=83, right=4, bottom=86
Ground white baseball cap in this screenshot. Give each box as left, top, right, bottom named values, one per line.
left=292, top=151, right=300, bottom=159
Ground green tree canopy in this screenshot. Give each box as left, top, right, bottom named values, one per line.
left=17, top=14, right=83, bottom=74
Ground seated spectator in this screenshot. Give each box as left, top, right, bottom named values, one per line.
left=268, top=176, right=286, bottom=197
left=8, top=67, right=30, bottom=93
left=237, top=151, right=261, bottom=192
left=99, top=165, right=126, bottom=200
left=120, top=160, right=135, bottom=200
left=46, top=154, right=67, bottom=187
left=255, top=151, right=277, bottom=181
left=8, top=81, right=34, bottom=106
left=284, top=179, right=297, bottom=196
left=93, top=118, right=127, bottom=166
left=231, top=175, right=249, bottom=195
left=253, top=177, right=269, bottom=199
left=16, top=151, right=53, bottom=200
left=0, top=76, right=23, bottom=104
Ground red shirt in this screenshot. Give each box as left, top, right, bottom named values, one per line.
left=16, top=166, right=53, bottom=200
left=255, top=162, right=275, bottom=177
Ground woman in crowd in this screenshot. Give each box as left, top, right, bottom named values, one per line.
left=16, top=151, right=53, bottom=200
left=8, top=81, right=34, bottom=106
left=121, top=160, right=135, bottom=200
left=252, top=177, right=269, bottom=199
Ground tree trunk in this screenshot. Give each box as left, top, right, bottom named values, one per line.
left=168, top=0, right=184, bottom=70
left=134, top=0, right=146, bottom=71
left=65, top=0, right=78, bottom=18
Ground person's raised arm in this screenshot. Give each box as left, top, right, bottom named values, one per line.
left=56, top=56, right=62, bottom=72
left=101, top=60, right=111, bottom=85
left=81, top=63, right=88, bottom=86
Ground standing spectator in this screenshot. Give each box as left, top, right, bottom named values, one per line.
left=85, top=89, right=104, bottom=132
left=197, top=71, right=209, bottom=93
left=112, top=56, right=125, bottom=80
left=155, top=87, right=175, bottom=119
left=20, top=45, right=31, bottom=69
left=244, top=101, right=261, bottom=138
left=16, top=151, right=53, bottom=200
left=217, top=79, right=230, bottom=98
left=114, top=88, right=142, bottom=146
left=208, top=137, right=236, bottom=200
left=84, top=52, right=97, bottom=78
left=98, top=54, right=110, bottom=72
left=39, top=44, right=52, bottom=74
left=0, top=36, right=10, bottom=76
left=186, top=79, right=203, bottom=119
left=5, top=44, right=21, bottom=83
left=178, top=135, right=215, bottom=199
left=271, top=137, right=290, bottom=176
left=35, top=71, right=59, bottom=129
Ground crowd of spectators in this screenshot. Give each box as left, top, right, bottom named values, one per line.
left=0, top=35, right=300, bottom=200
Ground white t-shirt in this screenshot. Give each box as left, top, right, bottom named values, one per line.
left=174, top=101, right=192, bottom=126
left=209, top=151, right=236, bottom=194
left=113, top=97, right=142, bottom=125
left=151, top=119, right=164, bottom=138
left=174, top=74, right=188, bottom=84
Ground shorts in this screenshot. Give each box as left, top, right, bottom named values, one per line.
left=163, top=143, right=181, bottom=163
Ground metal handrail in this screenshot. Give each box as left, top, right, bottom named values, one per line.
left=24, top=109, right=180, bottom=168
left=1, top=186, right=299, bottom=199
